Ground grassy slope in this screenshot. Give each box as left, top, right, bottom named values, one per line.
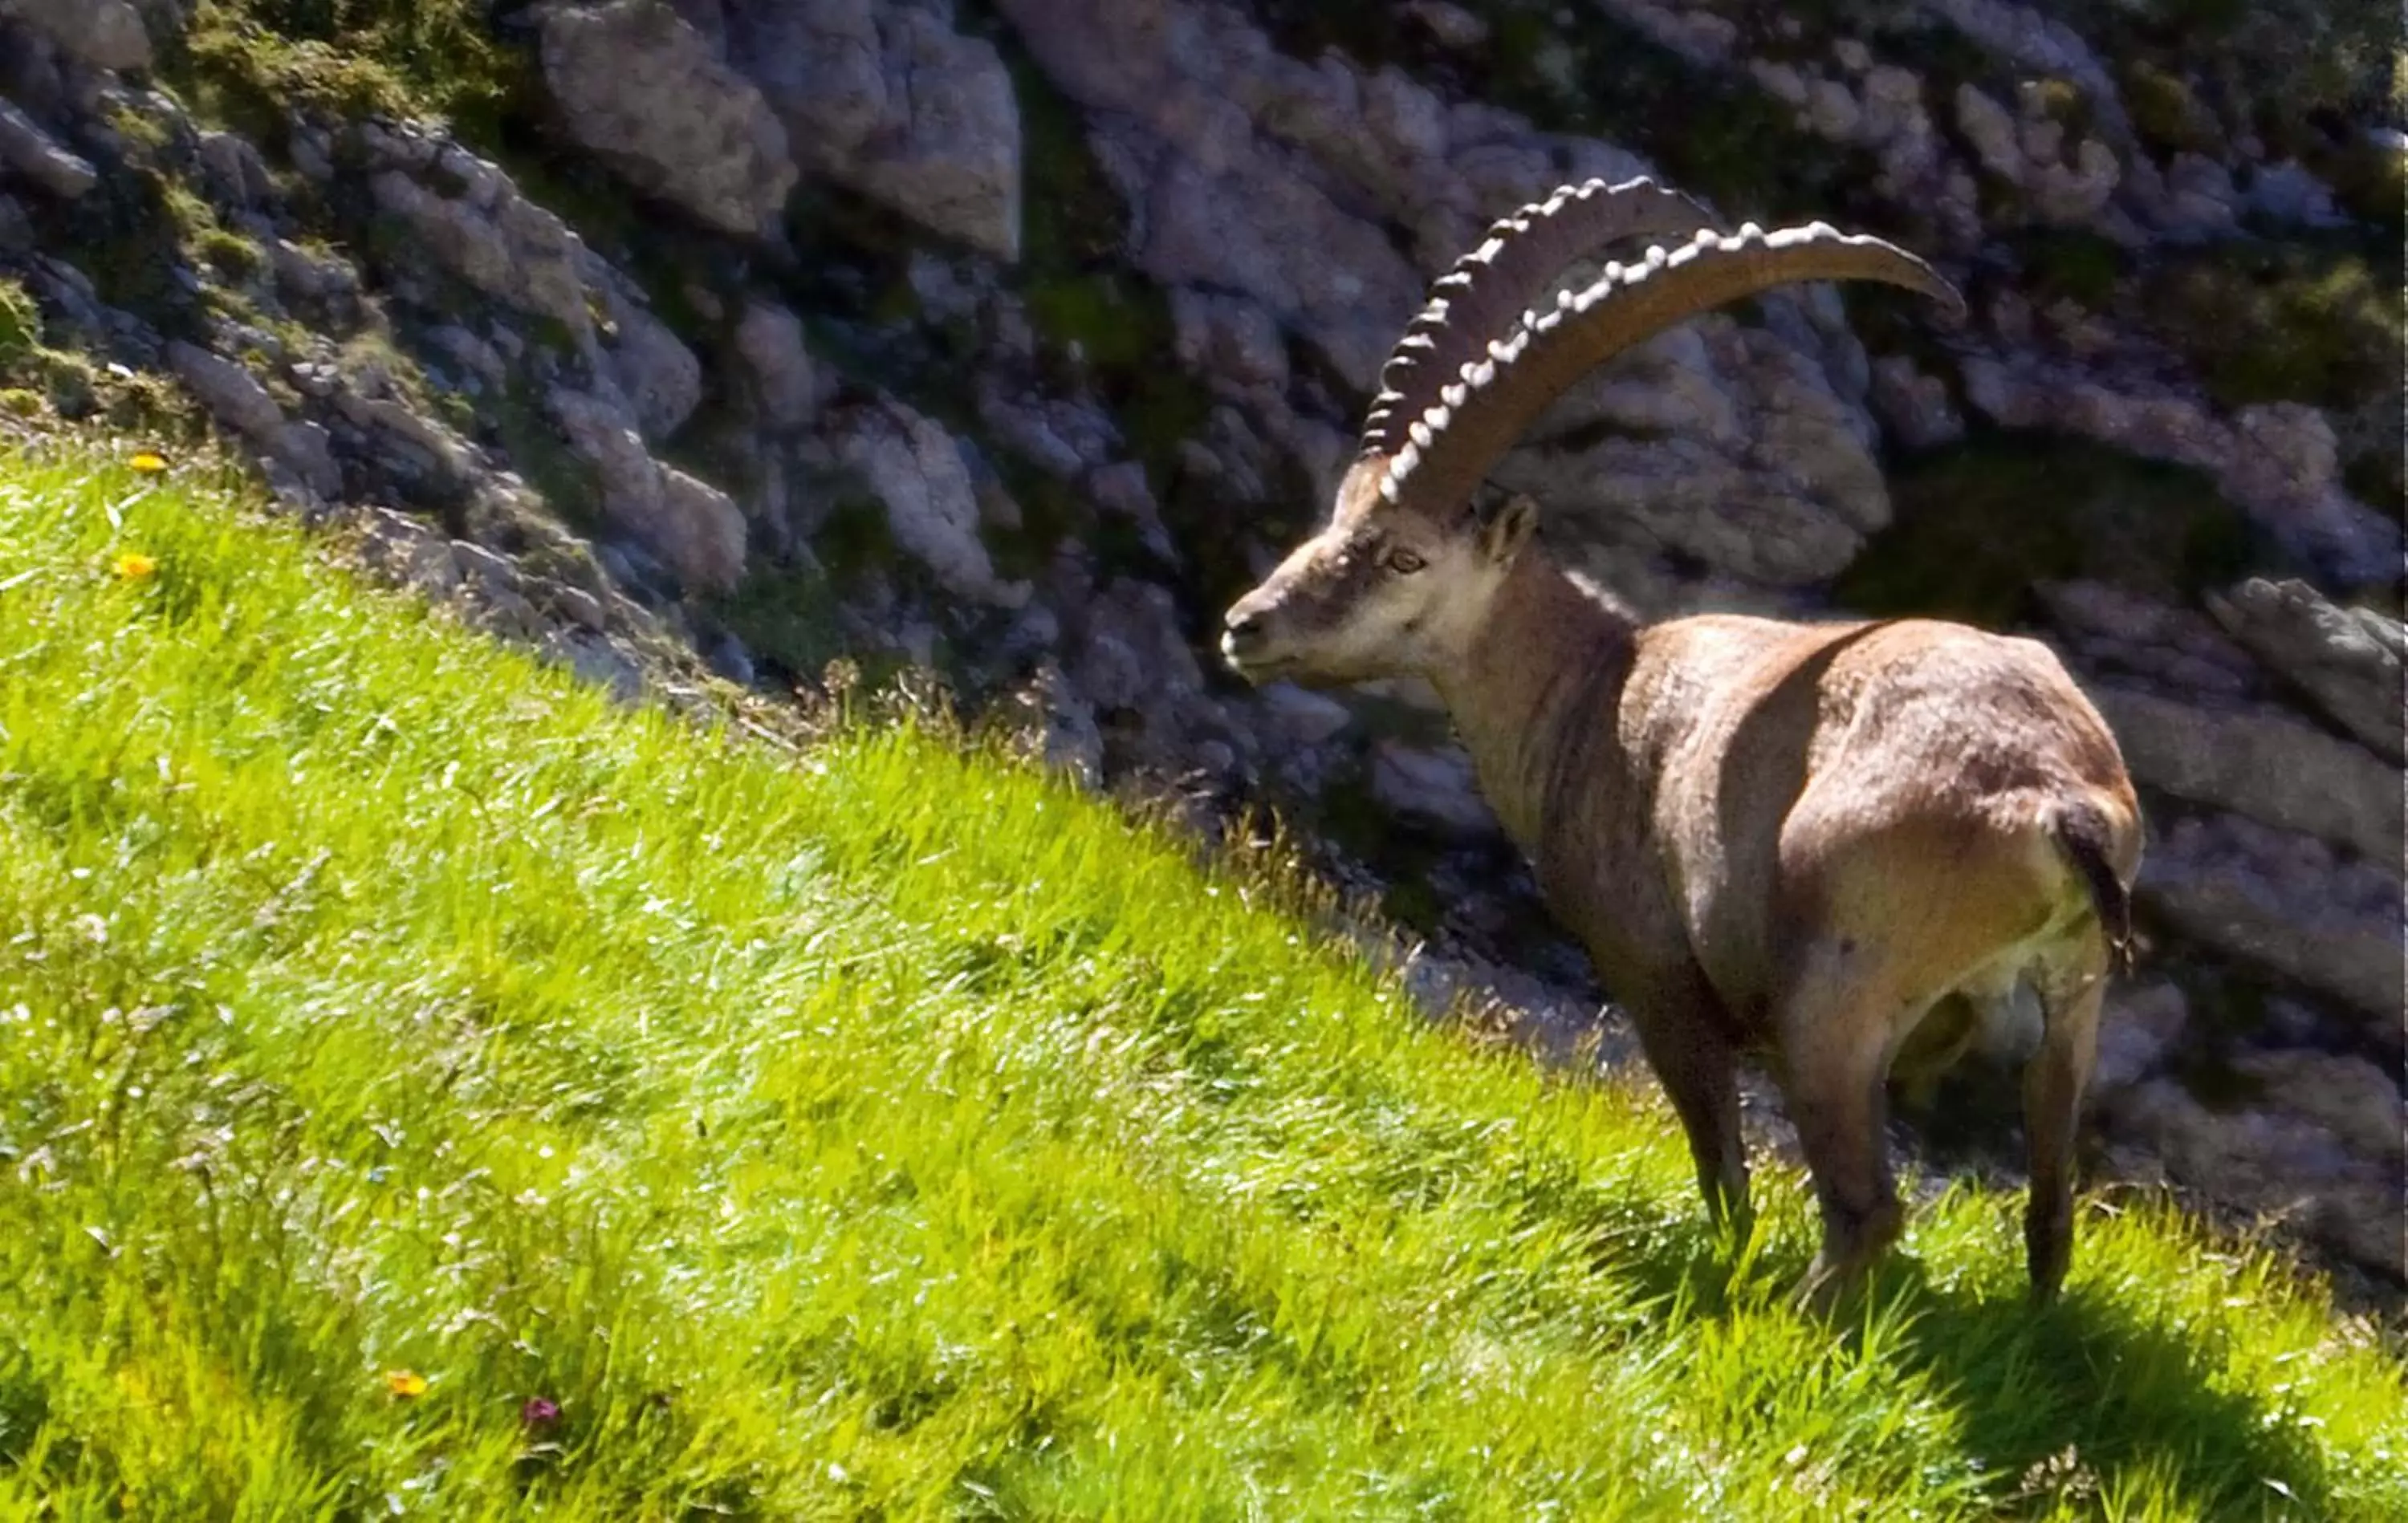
left=0, top=449, right=2401, bottom=1521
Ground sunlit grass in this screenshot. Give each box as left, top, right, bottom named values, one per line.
left=0, top=448, right=2402, bottom=1518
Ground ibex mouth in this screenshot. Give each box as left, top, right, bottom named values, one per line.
left=1218, top=628, right=1290, bottom=681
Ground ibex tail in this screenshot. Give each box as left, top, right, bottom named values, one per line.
left=2050, top=798, right=2135, bottom=977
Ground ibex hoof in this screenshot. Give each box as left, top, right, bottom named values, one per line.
left=1791, top=1258, right=1856, bottom=1320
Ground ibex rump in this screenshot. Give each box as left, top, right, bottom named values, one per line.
left=1219, top=180, right=2142, bottom=1306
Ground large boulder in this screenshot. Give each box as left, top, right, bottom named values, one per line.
left=539, top=0, right=798, bottom=238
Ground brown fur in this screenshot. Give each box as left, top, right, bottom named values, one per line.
left=1225, top=464, right=2142, bottom=1307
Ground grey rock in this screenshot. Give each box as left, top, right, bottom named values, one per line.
left=539, top=0, right=796, bottom=237
left=2108, top=1076, right=2404, bottom=1280
left=1369, top=741, right=1499, bottom=839
left=547, top=385, right=746, bottom=592
left=368, top=158, right=593, bottom=341
left=652, top=467, right=750, bottom=594
left=1008, top=660, right=1105, bottom=788
left=0, top=193, right=32, bottom=254
left=1256, top=683, right=1353, bottom=747
left=425, top=325, right=507, bottom=391
left=729, top=0, right=1023, bottom=260
left=547, top=628, right=649, bottom=703
left=195, top=130, right=275, bottom=209
left=336, top=390, right=477, bottom=489
left=2245, top=160, right=2345, bottom=227
left=1170, top=286, right=1288, bottom=394
left=993, top=0, right=1424, bottom=388
left=1921, top=0, right=2129, bottom=144
left=273, top=420, right=343, bottom=499
left=975, top=380, right=1119, bottom=480
left=1125, top=135, right=1419, bottom=392
left=1494, top=318, right=1893, bottom=587
left=1954, top=82, right=2024, bottom=186
left=1401, top=0, right=1488, bottom=49
left=2138, top=810, right=2403, bottom=1021
left=0, top=97, right=98, bottom=199
left=1063, top=575, right=1210, bottom=727
left=1868, top=355, right=1964, bottom=450
left=2207, top=579, right=2405, bottom=763
left=1086, top=459, right=1175, bottom=563
left=734, top=299, right=820, bottom=429
left=0, top=0, right=153, bottom=72
left=166, top=340, right=283, bottom=439
left=833, top=395, right=1027, bottom=607
left=2236, top=1050, right=2406, bottom=1168
left=354, top=508, right=465, bottom=599
left=2034, top=580, right=2264, bottom=707
left=603, top=299, right=703, bottom=441
left=2093, top=981, right=2187, bottom=1093
left=2095, top=685, right=2400, bottom=864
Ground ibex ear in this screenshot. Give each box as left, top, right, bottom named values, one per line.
left=1479, top=493, right=1539, bottom=566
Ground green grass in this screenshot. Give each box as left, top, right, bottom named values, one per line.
left=0, top=448, right=2402, bottom=1519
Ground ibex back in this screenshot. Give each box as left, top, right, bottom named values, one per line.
left=1219, top=179, right=2142, bottom=1308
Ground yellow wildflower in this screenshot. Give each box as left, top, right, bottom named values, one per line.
left=384, top=1369, right=429, bottom=1399
left=110, top=552, right=157, bottom=582
left=128, top=452, right=169, bottom=474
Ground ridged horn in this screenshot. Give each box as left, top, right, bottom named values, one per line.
left=1377, top=220, right=1965, bottom=514
left=1358, top=177, right=1721, bottom=461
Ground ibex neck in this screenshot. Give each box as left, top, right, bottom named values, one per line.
left=1430, top=552, right=1638, bottom=855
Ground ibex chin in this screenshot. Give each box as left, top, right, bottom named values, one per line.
left=1220, top=178, right=2142, bottom=1307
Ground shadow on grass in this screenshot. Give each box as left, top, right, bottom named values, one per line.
left=1889, top=1268, right=2345, bottom=1518
left=1580, top=1202, right=2349, bottom=1517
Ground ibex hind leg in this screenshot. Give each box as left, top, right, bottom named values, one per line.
left=2021, top=944, right=2109, bottom=1304
left=1623, top=967, right=1753, bottom=1244
left=1773, top=936, right=1916, bottom=1314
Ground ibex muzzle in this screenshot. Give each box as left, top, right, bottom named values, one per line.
left=1223, top=179, right=2142, bottom=1309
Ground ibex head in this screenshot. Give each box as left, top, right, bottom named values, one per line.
left=1220, top=177, right=1964, bottom=687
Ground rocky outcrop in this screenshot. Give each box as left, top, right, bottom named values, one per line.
left=539, top=0, right=798, bottom=238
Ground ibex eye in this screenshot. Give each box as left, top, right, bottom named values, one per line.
left=1386, top=548, right=1426, bottom=575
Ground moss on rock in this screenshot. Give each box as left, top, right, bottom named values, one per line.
left=2142, top=242, right=2401, bottom=415
left=1832, top=430, right=2276, bottom=628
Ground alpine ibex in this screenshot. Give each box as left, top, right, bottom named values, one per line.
left=1220, top=178, right=2142, bottom=1307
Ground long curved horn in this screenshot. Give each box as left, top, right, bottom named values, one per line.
left=1377, top=221, right=1966, bottom=514
left=1358, top=177, right=1721, bottom=461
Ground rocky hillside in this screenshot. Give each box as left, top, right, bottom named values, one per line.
left=0, top=0, right=2398, bottom=1289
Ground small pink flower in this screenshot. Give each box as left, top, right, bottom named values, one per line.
left=521, top=1396, right=561, bottom=1429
